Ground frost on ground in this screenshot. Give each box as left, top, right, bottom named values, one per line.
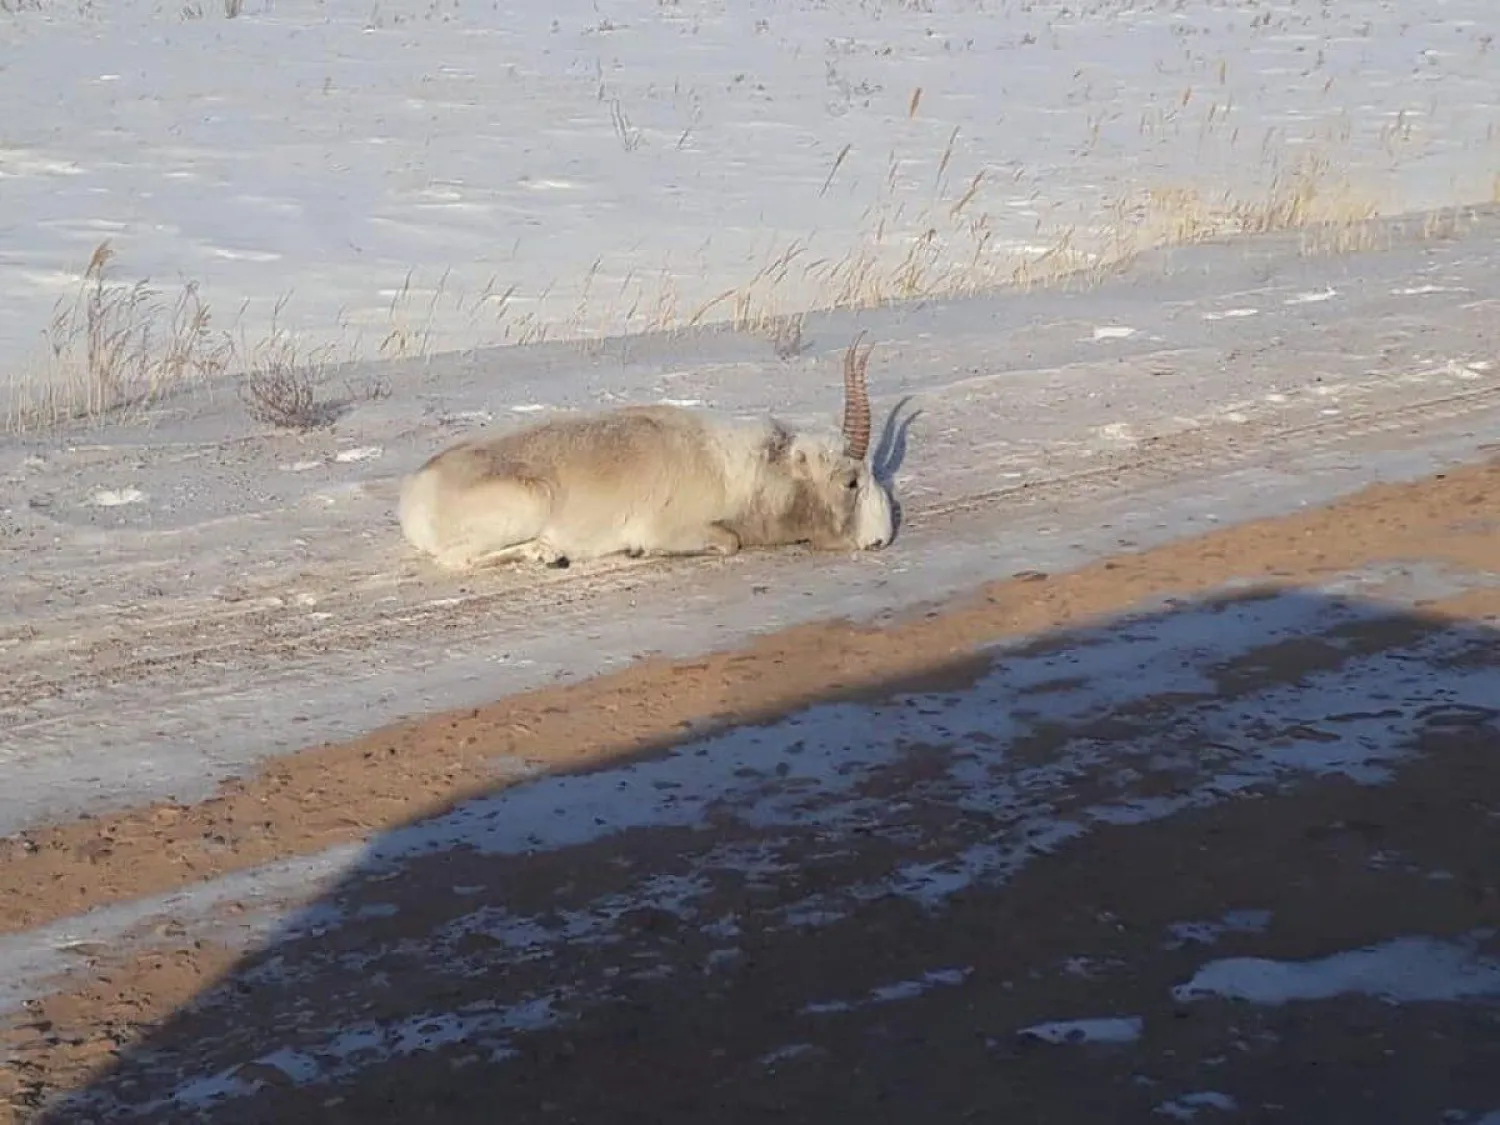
left=4, top=207, right=1500, bottom=834
left=2, top=0, right=1498, bottom=405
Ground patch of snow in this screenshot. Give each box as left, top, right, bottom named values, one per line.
left=4, top=0, right=1496, bottom=381
left=801, top=967, right=972, bottom=1016
left=1164, top=909, right=1273, bottom=950
left=1172, top=932, right=1500, bottom=1006
left=1094, top=422, right=1137, bottom=442
left=1017, top=1016, right=1144, bottom=1045
left=1156, top=1091, right=1240, bottom=1119
left=88, top=487, right=145, bottom=507
left=138, top=998, right=564, bottom=1112
left=760, top=1043, right=819, bottom=1067
left=800, top=999, right=853, bottom=1015
left=1284, top=289, right=1338, bottom=305
left=1392, top=285, right=1469, bottom=297
left=332, top=446, right=382, bottom=463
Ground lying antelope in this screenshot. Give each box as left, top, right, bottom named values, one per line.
left=398, top=336, right=895, bottom=570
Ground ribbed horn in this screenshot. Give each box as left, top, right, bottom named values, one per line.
left=842, top=333, right=873, bottom=461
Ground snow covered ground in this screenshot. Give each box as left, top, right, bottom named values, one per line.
left=3, top=0, right=1498, bottom=419
left=5, top=207, right=1500, bottom=833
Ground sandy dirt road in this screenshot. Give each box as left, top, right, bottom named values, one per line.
left=3, top=450, right=1499, bottom=1123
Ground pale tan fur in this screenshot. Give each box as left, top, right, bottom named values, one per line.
left=399, top=404, right=893, bottom=571
left=400, top=338, right=893, bottom=571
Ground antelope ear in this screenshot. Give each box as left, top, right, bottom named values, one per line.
left=764, top=420, right=794, bottom=463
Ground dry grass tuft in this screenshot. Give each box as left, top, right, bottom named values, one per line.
left=513, top=145, right=1424, bottom=350
left=6, top=136, right=1481, bottom=437
left=1118, top=154, right=1383, bottom=257
left=2, top=243, right=366, bottom=435
left=5, top=240, right=233, bottom=432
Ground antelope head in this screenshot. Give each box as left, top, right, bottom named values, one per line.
left=837, top=332, right=893, bottom=549
left=757, top=332, right=893, bottom=551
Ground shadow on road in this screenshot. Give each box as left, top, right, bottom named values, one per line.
left=35, top=584, right=1500, bottom=1124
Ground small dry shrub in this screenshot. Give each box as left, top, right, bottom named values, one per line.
left=236, top=333, right=339, bottom=431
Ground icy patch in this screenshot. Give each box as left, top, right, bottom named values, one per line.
left=1155, top=1091, right=1239, bottom=1119
left=1391, top=284, right=1470, bottom=296
left=1172, top=932, right=1500, bottom=1006
left=1060, top=955, right=1121, bottom=979
left=1093, top=422, right=1137, bottom=443
left=1017, top=1016, right=1144, bottom=1045
left=1092, top=325, right=1136, bottom=341
left=1202, top=308, right=1259, bottom=321
left=869, top=967, right=971, bottom=1003
left=801, top=967, right=972, bottom=1016
left=333, top=446, right=382, bottom=463
left=88, top=487, right=145, bottom=507
left=133, top=997, right=563, bottom=1113
left=759, top=1043, right=818, bottom=1067
left=1284, top=288, right=1337, bottom=305
left=1164, top=909, right=1273, bottom=950
left=310, top=483, right=369, bottom=505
